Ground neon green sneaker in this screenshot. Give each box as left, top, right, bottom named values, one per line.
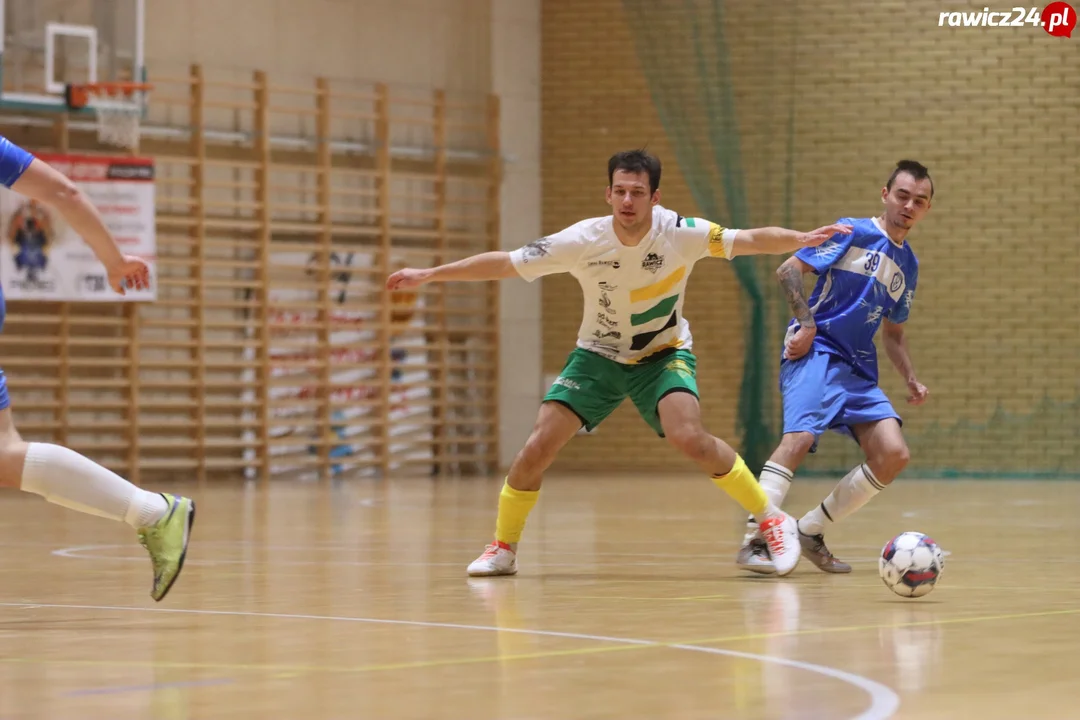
left=137, top=494, right=196, bottom=602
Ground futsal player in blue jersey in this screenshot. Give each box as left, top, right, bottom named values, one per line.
left=737, top=160, right=932, bottom=574
left=0, top=136, right=194, bottom=601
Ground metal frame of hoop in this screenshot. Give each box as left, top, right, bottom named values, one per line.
left=63, top=82, right=153, bottom=150
left=63, top=81, right=153, bottom=111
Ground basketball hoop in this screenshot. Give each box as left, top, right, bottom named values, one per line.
left=64, top=82, right=152, bottom=150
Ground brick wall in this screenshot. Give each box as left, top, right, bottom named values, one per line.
left=539, top=0, right=1080, bottom=475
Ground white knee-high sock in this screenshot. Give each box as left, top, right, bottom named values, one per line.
left=20, top=443, right=169, bottom=528
left=799, top=463, right=885, bottom=536
left=760, top=462, right=794, bottom=508
left=743, top=462, right=795, bottom=542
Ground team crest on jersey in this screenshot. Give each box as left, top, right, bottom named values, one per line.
left=641, top=252, right=665, bottom=274
left=889, top=271, right=904, bottom=294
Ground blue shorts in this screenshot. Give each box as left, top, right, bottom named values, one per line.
left=780, top=350, right=900, bottom=452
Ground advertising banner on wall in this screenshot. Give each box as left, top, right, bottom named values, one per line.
left=0, top=153, right=156, bottom=301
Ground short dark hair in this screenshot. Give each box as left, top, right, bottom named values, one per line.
left=608, top=149, right=662, bottom=194
left=887, top=159, right=934, bottom=199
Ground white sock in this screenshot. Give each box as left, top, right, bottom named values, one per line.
left=799, top=463, right=885, bottom=536
left=760, top=462, right=794, bottom=508
left=744, top=462, right=794, bottom=542
left=20, top=443, right=170, bottom=528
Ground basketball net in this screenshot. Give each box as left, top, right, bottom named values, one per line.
left=87, top=93, right=143, bottom=150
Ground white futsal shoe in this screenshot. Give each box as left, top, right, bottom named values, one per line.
left=736, top=535, right=777, bottom=575
left=467, top=540, right=518, bottom=577
left=759, top=513, right=801, bottom=577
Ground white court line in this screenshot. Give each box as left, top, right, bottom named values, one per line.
left=669, top=644, right=899, bottom=720
left=52, top=542, right=817, bottom=561
left=50, top=543, right=948, bottom=567
left=39, top=536, right=942, bottom=552
left=0, top=601, right=901, bottom=719
left=50, top=544, right=760, bottom=568
left=53, top=543, right=891, bottom=568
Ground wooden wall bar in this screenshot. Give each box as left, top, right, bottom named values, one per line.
left=0, top=65, right=502, bottom=485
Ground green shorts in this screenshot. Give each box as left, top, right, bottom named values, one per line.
left=544, top=348, right=699, bottom=436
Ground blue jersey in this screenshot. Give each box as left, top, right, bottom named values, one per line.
left=785, top=216, right=919, bottom=383
left=0, top=135, right=34, bottom=188
left=0, top=134, right=35, bottom=330
left=0, top=134, right=33, bottom=408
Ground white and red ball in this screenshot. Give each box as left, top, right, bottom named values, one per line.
left=879, top=531, right=944, bottom=598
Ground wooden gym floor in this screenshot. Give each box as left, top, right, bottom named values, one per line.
left=0, top=474, right=1076, bottom=719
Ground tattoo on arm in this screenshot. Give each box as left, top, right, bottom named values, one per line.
left=778, top=263, right=815, bottom=328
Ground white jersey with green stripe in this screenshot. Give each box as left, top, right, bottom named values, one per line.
left=508, top=205, right=735, bottom=364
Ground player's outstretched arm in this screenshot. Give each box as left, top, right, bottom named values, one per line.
left=386, top=251, right=518, bottom=290
left=882, top=319, right=928, bottom=405
left=10, top=158, right=149, bottom=295
left=730, top=223, right=853, bottom=258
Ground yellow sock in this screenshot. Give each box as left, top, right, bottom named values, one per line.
left=712, top=455, right=769, bottom=517
left=494, top=479, right=539, bottom=545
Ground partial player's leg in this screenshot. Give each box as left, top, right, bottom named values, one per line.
left=467, top=349, right=625, bottom=577
left=0, top=398, right=195, bottom=601
left=797, top=365, right=906, bottom=573
left=466, top=401, right=581, bottom=576
left=736, top=432, right=816, bottom=574
left=736, top=351, right=841, bottom=574
left=799, top=417, right=907, bottom=537
left=634, top=351, right=801, bottom=576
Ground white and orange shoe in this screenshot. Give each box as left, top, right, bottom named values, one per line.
left=466, top=540, right=518, bottom=577
left=736, top=536, right=776, bottom=575
left=759, top=513, right=801, bottom=577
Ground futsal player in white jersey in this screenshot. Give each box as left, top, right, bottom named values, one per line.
left=0, top=135, right=195, bottom=602
left=736, top=160, right=932, bottom=575
left=388, top=149, right=852, bottom=578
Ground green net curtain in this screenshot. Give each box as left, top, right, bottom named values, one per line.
left=623, top=0, right=796, bottom=471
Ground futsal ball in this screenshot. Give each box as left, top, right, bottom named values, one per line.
left=878, top=532, right=944, bottom=598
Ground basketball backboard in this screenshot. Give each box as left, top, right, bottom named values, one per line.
left=0, top=0, right=145, bottom=114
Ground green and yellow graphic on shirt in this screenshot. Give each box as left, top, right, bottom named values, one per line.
left=629, top=265, right=685, bottom=352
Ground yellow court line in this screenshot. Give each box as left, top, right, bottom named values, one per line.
left=0, top=644, right=645, bottom=676
left=4, top=605, right=1078, bottom=678
left=0, top=656, right=348, bottom=675
left=573, top=594, right=730, bottom=601
left=847, top=584, right=1080, bottom=593
left=676, top=606, right=1080, bottom=648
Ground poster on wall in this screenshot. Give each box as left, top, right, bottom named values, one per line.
left=0, top=153, right=156, bottom=302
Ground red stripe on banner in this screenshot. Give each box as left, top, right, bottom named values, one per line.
left=32, top=153, right=155, bottom=182
left=34, top=153, right=154, bottom=166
